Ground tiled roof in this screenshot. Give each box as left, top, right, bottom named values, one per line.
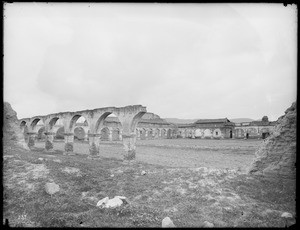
left=194, top=118, right=231, bottom=124
left=250, top=121, right=271, bottom=126
left=104, top=117, right=170, bottom=125
left=139, top=118, right=170, bottom=125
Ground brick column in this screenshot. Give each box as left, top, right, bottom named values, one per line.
left=45, top=132, right=55, bottom=151
left=27, top=132, right=37, bottom=149
left=88, top=133, right=101, bottom=156
left=64, top=133, right=74, bottom=153
left=122, top=133, right=137, bottom=161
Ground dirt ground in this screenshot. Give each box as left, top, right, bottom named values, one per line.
left=3, top=139, right=296, bottom=227
left=34, top=139, right=260, bottom=172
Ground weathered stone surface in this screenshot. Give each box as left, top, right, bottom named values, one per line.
left=96, top=196, right=128, bottom=208
left=105, top=197, right=123, bottom=208
left=96, top=197, right=109, bottom=207
left=45, top=182, right=60, bottom=195
left=202, top=221, right=214, bottom=228
left=249, top=102, right=296, bottom=179
left=281, top=212, right=293, bottom=219
left=53, top=159, right=62, bottom=163
left=3, top=102, right=29, bottom=150
left=64, top=142, right=73, bottom=152
left=162, top=217, right=176, bottom=228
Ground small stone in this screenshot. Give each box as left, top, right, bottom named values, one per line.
left=281, top=212, right=293, bottom=219
left=96, top=197, right=109, bottom=207
left=162, top=217, right=176, bottom=228
left=38, top=158, right=44, bottom=161
left=114, top=196, right=129, bottom=204
left=110, top=174, right=114, bottom=177
left=105, top=197, right=123, bottom=208
left=203, top=221, right=214, bottom=228
left=141, top=170, right=146, bottom=175
left=53, top=159, right=62, bottom=163
left=45, top=182, right=60, bottom=195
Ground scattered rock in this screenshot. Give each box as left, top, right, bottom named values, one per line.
left=281, top=212, right=295, bottom=227
left=38, top=158, right=44, bottom=161
left=53, top=159, right=62, bottom=163
left=110, top=174, right=114, bottom=177
left=164, top=207, right=178, bottom=213
left=202, top=221, right=214, bottom=228
left=96, top=197, right=109, bottom=207
left=3, top=155, right=14, bottom=159
left=62, top=167, right=81, bottom=176
left=105, top=197, right=123, bottom=208
left=162, top=217, right=176, bottom=228
left=281, top=212, right=293, bottom=219
left=45, top=182, right=60, bottom=195
left=141, top=170, right=146, bottom=175
left=96, top=196, right=128, bottom=208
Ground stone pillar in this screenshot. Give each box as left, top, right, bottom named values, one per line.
left=84, top=133, right=88, bottom=142
left=108, top=129, right=112, bottom=141
left=119, top=130, right=123, bottom=141
left=138, top=130, right=141, bottom=140
left=191, top=130, right=195, bottom=139
left=88, top=133, right=101, bottom=156
left=64, top=133, right=74, bottom=153
left=27, top=132, right=37, bottom=149
left=45, top=132, right=55, bottom=151
left=122, top=133, right=137, bottom=161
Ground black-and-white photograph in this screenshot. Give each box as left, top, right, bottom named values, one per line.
left=3, top=3, right=296, bottom=228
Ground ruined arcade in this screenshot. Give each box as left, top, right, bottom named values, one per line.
left=19, top=105, right=147, bottom=160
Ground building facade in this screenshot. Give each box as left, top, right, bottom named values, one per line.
left=31, top=114, right=276, bottom=141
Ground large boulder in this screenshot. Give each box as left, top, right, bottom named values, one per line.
left=3, top=102, right=29, bottom=149
left=249, top=102, right=296, bottom=179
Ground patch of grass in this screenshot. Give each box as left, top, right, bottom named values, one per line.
left=3, top=140, right=295, bottom=227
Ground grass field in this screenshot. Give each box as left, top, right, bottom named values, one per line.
left=3, top=139, right=296, bottom=227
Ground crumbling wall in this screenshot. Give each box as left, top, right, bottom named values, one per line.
left=3, top=102, right=29, bottom=150
left=249, top=102, right=296, bottom=179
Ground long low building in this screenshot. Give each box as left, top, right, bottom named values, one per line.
left=28, top=114, right=276, bottom=141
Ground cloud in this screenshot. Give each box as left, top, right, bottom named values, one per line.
left=4, top=3, right=297, bottom=120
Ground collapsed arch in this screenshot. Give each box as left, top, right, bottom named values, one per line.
left=69, top=114, right=89, bottom=132
left=130, top=111, right=146, bottom=133
left=95, top=112, right=120, bottom=134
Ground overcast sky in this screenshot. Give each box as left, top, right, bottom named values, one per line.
left=4, top=3, right=297, bottom=121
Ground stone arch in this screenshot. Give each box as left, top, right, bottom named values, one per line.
left=20, top=121, right=28, bottom=141
left=234, top=128, right=243, bottom=138
left=112, top=128, right=121, bottom=141
left=148, top=128, right=153, bottom=139
left=55, top=127, right=65, bottom=140
left=95, top=112, right=119, bottom=134
left=213, top=129, right=221, bottom=138
left=204, top=129, right=212, bottom=138
left=161, top=128, right=166, bottom=138
left=155, top=128, right=160, bottom=138
left=69, top=114, right=89, bottom=133
left=30, top=118, right=44, bottom=132
left=47, top=117, right=61, bottom=131
left=130, top=111, right=147, bottom=133
left=140, top=128, right=147, bottom=140
left=74, top=126, right=86, bottom=141
left=167, top=129, right=172, bottom=139
left=100, top=127, right=110, bottom=141
left=195, top=129, right=203, bottom=138
left=37, top=126, right=46, bottom=140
